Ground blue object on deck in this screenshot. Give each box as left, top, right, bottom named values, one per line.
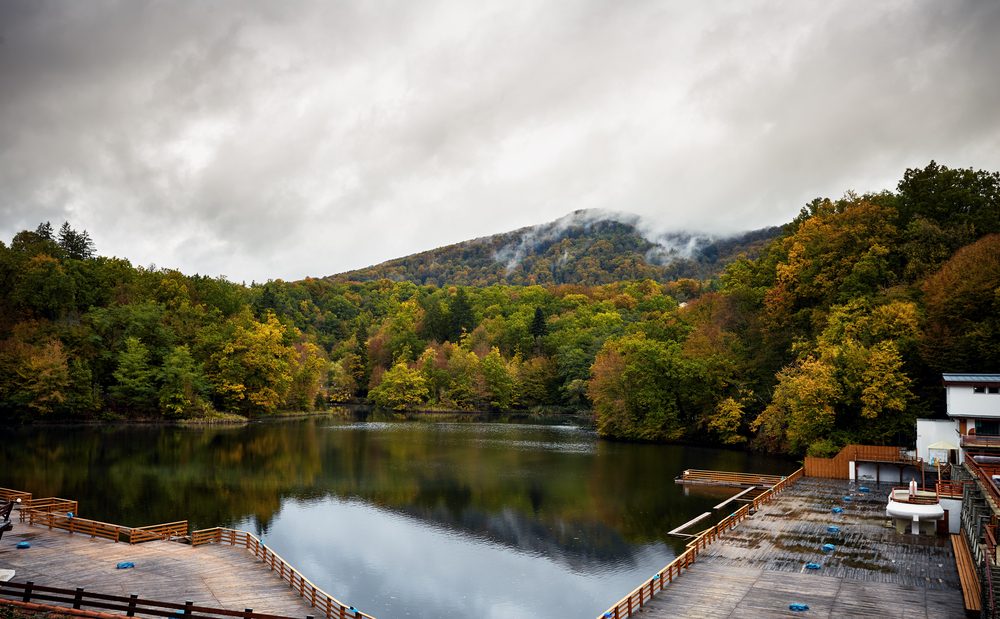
left=827, top=526, right=840, bottom=533
left=116, top=561, right=135, bottom=569
left=604, top=613, right=614, bottom=619
left=66, top=512, right=74, bottom=518
left=859, top=486, right=870, bottom=493
left=790, top=603, right=810, bottom=611
left=16, top=541, right=30, bottom=549
left=842, top=496, right=852, bottom=501
left=805, top=562, right=821, bottom=570
left=832, top=507, right=844, bottom=514
left=822, top=543, right=836, bottom=552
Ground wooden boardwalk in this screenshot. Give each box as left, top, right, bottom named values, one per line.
left=0, top=523, right=318, bottom=617
left=638, top=478, right=964, bottom=618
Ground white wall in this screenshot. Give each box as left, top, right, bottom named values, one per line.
left=948, top=386, right=1000, bottom=417
left=916, top=418, right=959, bottom=463
left=942, top=497, right=962, bottom=534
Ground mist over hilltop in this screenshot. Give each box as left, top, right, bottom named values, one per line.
left=330, top=210, right=780, bottom=286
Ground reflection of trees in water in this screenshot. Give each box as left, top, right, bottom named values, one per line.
left=0, top=418, right=795, bottom=556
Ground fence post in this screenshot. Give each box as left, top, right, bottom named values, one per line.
left=244, top=608, right=254, bottom=619
left=127, top=593, right=138, bottom=617
left=73, top=587, right=84, bottom=609
left=22, top=581, right=33, bottom=603
left=184, top=600, right=193, bottom=617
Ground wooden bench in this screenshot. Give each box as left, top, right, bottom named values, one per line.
left=952, top=533, right=982, bottom=615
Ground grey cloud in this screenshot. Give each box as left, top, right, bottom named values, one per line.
left=1, top=0, right=999, bottom=282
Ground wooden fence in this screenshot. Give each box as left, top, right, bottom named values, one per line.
left=191, top=528, right=374, bottom=619
left=0, top=488, right=32, bottom=503
left=596, top=467, right=804, bottom=619
left=22, top=497, right=79, bottom=515
left=804, top=444, right=918, bottom=479
left=0, top=580, right=313, bottom=619
left=24, top=509, right=188, bottom=545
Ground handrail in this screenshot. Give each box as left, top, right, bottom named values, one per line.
left=888, top=486, right=940, bottom=505
left=962, top=435, right=1000, bottom=448
left=937, top=480, right=967, bottom=499
left=0, top=580, right=306, bottom=619
left=192, top=528, right=374, bottom=619
left=21, top=498, right=79, bottom=515
left=26, top=510, right=129, bottom=543
left=0, top=488, right=32, bottom=503
left=130, top=521, right=190, bottom=544
left=964, top=457, right=1000, bottom=507
left=596, top=468, right=804, bottom=619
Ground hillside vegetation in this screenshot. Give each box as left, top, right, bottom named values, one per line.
left=330, top=211, right=781, bottom=286
left=1, top=161, right=998, bottom=456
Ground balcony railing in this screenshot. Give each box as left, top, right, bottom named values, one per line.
left=961, top=434, right=1000, bottom=448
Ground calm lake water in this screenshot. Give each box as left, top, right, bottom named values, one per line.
left=0, top=415, right=797, bottom=618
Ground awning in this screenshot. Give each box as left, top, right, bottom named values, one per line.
left=927, top=441, right=958, bottom=450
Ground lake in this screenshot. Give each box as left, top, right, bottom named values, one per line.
left=0, top=415, right=797, bottom=618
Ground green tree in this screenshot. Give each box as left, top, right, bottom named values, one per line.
left=481, top=347, right=514, bottom=409
left=213, top=313, right=296, bottom=415
left=111, top=337, right=157, bottom=413
left=158, top=345, right=207, bottom=418
left=589, top=334, right=701, bottom=441
left=370, top=360, right=429, bottom=410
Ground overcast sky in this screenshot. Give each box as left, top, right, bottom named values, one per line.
left=2, top=1, right=999, bottom=283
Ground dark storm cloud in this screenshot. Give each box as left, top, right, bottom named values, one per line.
left=1, top=0, right=998, bottom=281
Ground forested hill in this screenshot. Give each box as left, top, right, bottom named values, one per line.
left=2, top=161, right=999, bottom=458
left=329, top=210, right=781, bottom=286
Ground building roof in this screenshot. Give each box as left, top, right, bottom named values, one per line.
left=943, top=373, right=1000, bottom=385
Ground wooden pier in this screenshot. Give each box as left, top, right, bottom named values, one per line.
left=599, top=476, right=965, bottom=618
left=675, top=469, right=787, bottom=488
left=0, top=487, right=373, bottom=619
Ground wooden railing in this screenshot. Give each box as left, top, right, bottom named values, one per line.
left=804, top=444, right=919, bottom=479
left=192, top=528, right=374, bottom=619
left=675, top=469, right=785, bottom=487
left=130, top=521, right=190, bottom=544
left=0, top=580, right=314, bottom=619
left=22, top=497, right=79, bottom=515
left=26, top=510, right=129, bottom=543
left=964, top=457, right=1000, bottom=507
left=0, top=488, right=32, bottom=503
left=24, top=508, right=188, bottom=545
left=961, top=434, right=1000, bottom=448
left=937, top=480, right=967, bottom=499
left=889, top=487, right=940, bottom=505
left=596, top=468, right=804, bottom=619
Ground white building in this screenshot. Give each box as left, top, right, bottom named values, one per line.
left=943, top=373, right=1000, bottom=463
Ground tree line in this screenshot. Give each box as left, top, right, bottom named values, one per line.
left=1, top=161, right=998, bottom=455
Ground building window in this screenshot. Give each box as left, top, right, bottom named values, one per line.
left=990, top=387, right=1000, bottom=394
left=977, top=420, right=1000, bottom=435
left=975, top=386, right=987, bottom=393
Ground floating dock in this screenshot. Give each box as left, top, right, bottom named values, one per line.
left=675, top=469, right=786, bottom=488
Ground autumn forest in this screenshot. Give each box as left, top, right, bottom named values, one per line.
left=2, top=162, right=998, bottom=457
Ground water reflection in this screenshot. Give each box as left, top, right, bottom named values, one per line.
left=0, top=416, right=796, bottom=618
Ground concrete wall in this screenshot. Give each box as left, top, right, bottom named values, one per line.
left=948, top=385, right=1000, bottom=417
left=916, top=418, right=959, bottom=464
left=942, top=497, right=962, bottom=534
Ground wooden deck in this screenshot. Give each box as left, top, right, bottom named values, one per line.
left=0, top=523, right=318, bottom=618
left=638, top=478, right=965, bottom=618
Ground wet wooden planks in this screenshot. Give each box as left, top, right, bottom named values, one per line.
left=0, top=525, right=317, bottom=617
left=638, top=478, right=965, bottom=618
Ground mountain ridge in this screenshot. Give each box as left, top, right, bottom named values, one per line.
left=327, top=209, right=782, bottom=286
